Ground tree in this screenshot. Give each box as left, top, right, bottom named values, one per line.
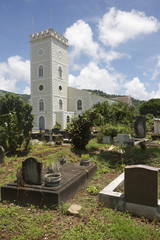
left=0, top=93, right=34, bottom=152
left=67, top=114, right=92, bottom=150
left=87, top=101, right=111, bottom=125
left=110, top=102, right=137, bottom=125
left=87, top=101, right=137, bottom=126
left=139, top=98, right=160, bottom=117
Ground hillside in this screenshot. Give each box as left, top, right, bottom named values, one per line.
left=85, top=89, right=144, bottom=108
left=0, top=90, right=30, bottom=103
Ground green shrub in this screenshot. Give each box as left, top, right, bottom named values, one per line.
left=67, top=114, right=92, bottom=150
left=97, top=124, right=132, bottom=142
left=54, top=122, right=61, bottom=130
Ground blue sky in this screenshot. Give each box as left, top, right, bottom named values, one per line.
left=1, top=0, right=160, bottom=100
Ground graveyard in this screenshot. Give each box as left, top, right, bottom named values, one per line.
left=0, top=137, right=160, bottom=239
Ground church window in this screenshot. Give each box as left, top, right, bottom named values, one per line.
left=58, top=66, right=62, bottom=78
left=77, top=99, right=82, bottom=111
left=67, top=115, right=70, bottom=123
left=59, top=99, right=63, bottom=110
left=39, top=65, right=43, bottom=77
left=39, top=99, right=44, bottom=111
left=59, top=85, right=62, bottom=91
left=39, top=84, right=44, bottom=91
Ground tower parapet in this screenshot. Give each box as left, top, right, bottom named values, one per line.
left=30, top=28, right=68, bottom=46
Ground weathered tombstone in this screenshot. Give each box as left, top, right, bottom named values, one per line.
left=0, top=145, right=5, bottom=164
left=125, top=165, right=158, bottom=207
left=114, top=134, right=134, bottom=146
left=134, top=116, right=146, bottom=138
left=102, top=135, right=113, bottom=144
left=22, top=157, right=42, bottom=185
left=154, top=118, right=160, bottom=134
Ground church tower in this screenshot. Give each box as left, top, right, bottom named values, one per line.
left=30, top=29, right=69, bottom=130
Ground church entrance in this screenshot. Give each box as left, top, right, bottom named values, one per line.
left=39, top=116, right=45, bottom=130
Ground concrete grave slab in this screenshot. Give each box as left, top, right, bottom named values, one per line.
left=99, top=165, right=160, bottom=221
left=1, top=163, right=97, bottom=209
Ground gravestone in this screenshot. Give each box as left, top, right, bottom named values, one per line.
left=102, top=135, right=113, bottom=144
left=114, top=134, right=134, bottom=146
left=0, top=145, right=5, bottom=164
left=134, top=116, right=146, bottom=138
left=125, top=165, right=158, bottom=207
left=22, top=157, right=42, bottom=185
left=154, top=118, right=160, bottom=134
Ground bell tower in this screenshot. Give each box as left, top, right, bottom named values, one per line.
left=30, top=28, right=69, bottom=130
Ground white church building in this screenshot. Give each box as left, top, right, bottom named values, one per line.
left=30, top=28, right=116, bottom=131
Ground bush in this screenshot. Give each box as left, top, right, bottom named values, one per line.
left=0, top=93, right=33, bottom=152
left=54, top=122, right=61, bottom=130
left=67, top=114, right=92, bottom=150
left=97, top=124, right=132, bottom=142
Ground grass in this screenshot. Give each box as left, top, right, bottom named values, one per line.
left=0, top=138, right=160, bottom=239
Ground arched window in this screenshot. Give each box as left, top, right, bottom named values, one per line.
left=39, top=65, right=43, bottom=77
left=39, top=99, right=44, bottom=111
left=59, top=99, right=63, bottom=110
left=77, top=99, right=82, bottom=111
left=58, top=66, right=62, bottom=78
left=67, top=115, right=70, bottom=123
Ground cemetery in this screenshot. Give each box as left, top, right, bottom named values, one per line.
left=0, top=96, right=160, bottom=238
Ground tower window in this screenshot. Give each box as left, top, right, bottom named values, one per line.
left=39, top=65, right=43, bottom=77
left=59, top=99, right=63, bottom=110
left=59, top=85, right=62, bottom=91
left=39, top=99, right=44, bottom=111
left=58, top=66, right=62, bottom=78
left=77, top=99, right=82, bottom=111
left=39, top=85, right=44, bottom=91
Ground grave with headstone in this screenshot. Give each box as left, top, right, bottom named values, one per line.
left=99, top=164, right=160, bottom=221
left=1, top=157, right=97, bottom=209
left=125, top=165, right=158, bottom=207
left=22, top=157, right=42, bottom=185
left=134, top=116, right=146, bottom=138
left=113, top=134, right=134, bottom=146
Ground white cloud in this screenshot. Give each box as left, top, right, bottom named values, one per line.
left=151, top=55, right=160, bottom=80
left=124, top=77, right=160, bottom=100
left=0, top=56, right=30, bottom=92
left=98, top=7, right=160, bottom=48
left=65, top=19, right=130, bottom=71
left=100, top=50, right=131, bottom=63
left=69, top=61, right=124, bottom=94
left=65, top=20, right=99, bottom=60
left=124, top=77, right=148, bottom=100
left=23, top=86, right=30, bottom=94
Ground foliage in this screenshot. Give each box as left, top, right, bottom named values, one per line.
left=54, top=122, right=61, bottom=130
left=67, top=114, right=92, bottom=149
left=87, top=185, right=100, bottom=195
left=0, top=89, right=30, bottom=103
left=145, top=114, right=154, bottom=132
left=87, top=101, right=137, bottom=127
left=86, top=102, right=110, bottom=126
left=97, top=124, right=132, bottom=142
left=0, top=93, right=33, bottom=152
left=139, top=98, right=160, bottom=117
left=110, top=101, right=137, bottom=125
left=81, top=153, right=90, bottom=159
